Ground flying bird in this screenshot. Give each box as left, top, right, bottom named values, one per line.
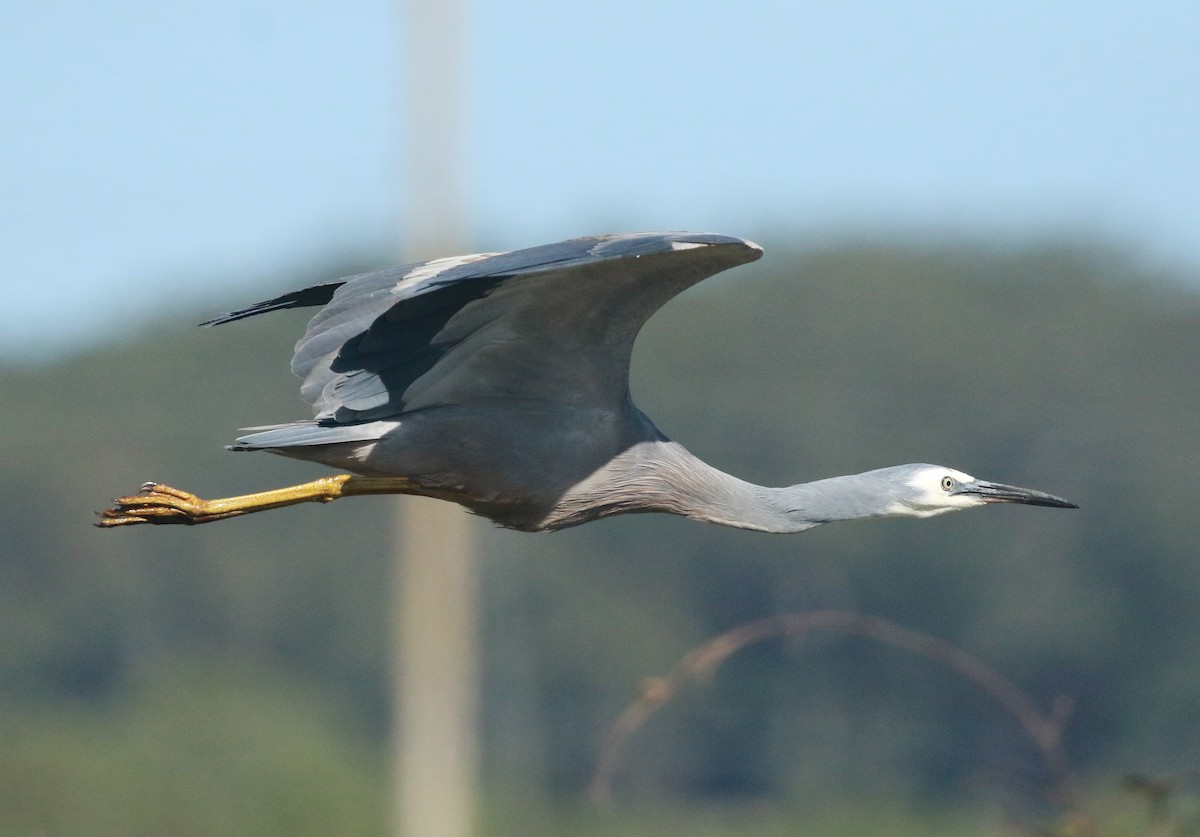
left=98, top=232, right=1076, bottom=532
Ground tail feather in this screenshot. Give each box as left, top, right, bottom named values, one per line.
left=229, top=420, right=399, bottom=450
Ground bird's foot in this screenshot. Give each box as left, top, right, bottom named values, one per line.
left=96, top=474, right=419, bottom=529
left=96, top=482, right=245, bottom=527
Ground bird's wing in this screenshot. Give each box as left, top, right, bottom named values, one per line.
left=217, top=232, right=762, bottom=423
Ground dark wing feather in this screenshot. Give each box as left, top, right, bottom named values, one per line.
left=200, top=281, right=345, bottom=326
left=216, top=232, right=762, bottom=424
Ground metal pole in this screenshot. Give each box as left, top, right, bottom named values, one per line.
left=392, top=0, right=478, bottom=835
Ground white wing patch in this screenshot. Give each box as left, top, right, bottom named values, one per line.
left=390, top=251, right=500, bottom=295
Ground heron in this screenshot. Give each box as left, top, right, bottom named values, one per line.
left=98, top=232, right=1076, bottom=532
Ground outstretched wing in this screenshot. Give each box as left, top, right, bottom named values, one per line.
left=214, top=232, right=762, bottom=424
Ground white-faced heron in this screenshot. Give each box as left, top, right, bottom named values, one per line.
left=98, top=232, right=1076, bottom=532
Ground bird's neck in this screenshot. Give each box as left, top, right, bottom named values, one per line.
left=555, top=441, right=906, bottom=533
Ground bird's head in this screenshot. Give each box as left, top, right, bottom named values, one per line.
left=884, top=464, right=1078, bottom=518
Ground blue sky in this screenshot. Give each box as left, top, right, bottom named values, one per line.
left=3, top=1, right=1198, bottom=357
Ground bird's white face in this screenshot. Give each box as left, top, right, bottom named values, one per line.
left=897, top=466, right=985, bottom=517
left=879, top=463, right=1078, bottom=519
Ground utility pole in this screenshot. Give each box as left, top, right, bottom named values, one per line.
left=392, top=1, right=479, bottom=835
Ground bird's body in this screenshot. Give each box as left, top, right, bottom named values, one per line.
left=99, top=232, right=1075, bottom=530
left=263, top=400, right=661, bottom=531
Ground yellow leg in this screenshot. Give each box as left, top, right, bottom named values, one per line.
left=96, top=474, right=417, bottom=527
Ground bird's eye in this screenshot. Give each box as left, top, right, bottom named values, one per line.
left=940, top=476, right=956, bottom=492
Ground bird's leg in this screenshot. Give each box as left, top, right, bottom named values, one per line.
left=96, top=474, right=417, bottom=527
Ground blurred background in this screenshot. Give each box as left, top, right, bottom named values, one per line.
left=3, top=2, right=1199, bottom=835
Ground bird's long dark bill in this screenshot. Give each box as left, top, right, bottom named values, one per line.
left=960, top=481, right=1078, bottom=509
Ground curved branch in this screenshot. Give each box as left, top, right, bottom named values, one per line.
left=589, top=609, right=1079, bottom=814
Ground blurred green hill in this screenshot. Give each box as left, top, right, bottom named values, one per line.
left=3, top=236, right=1198, bottom=834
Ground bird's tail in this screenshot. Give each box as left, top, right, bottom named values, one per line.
left=229, top=420, right=396, bottom=451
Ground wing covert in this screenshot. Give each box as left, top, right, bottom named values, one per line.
left=294, top=232, right=763, bottom=423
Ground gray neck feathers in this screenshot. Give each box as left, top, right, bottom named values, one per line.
left=553, top=441, right=906, bottom=533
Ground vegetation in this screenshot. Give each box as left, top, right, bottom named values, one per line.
left=3, top=235, right=1199, bottom=833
